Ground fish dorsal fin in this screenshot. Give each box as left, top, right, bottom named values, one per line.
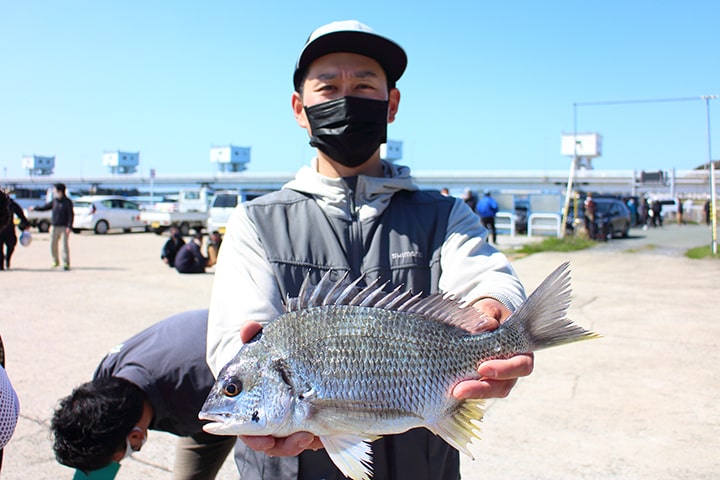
left=287, top=270, right=488, bottom=332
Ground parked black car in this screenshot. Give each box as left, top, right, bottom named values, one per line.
left=566, top=196, right=632, bottom=240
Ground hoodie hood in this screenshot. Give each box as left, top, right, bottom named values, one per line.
left=283, top=159, right=418, bottom=221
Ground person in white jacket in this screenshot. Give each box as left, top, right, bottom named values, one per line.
left=206, top=19, right=532, bottom=480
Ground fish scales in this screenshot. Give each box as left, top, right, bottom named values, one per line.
left=272, top=305, right=480, bottom=417
left=200, top=262, right=599, bottom=480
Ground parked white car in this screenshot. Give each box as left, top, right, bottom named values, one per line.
left=72, top=196, right=147, bottom=234
left=206, top=191, right=241, bottom=235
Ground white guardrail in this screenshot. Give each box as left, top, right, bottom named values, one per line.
left=527, top=213, right=562, bottom=237
left=494, top=212, right=516, bottom=237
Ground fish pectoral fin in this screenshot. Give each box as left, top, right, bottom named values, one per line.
left=320, top=434, right=375, bottom=480
left=427, top=398, right=485, bottom=459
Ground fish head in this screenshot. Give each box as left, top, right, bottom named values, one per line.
left=199, top=343, right=296, bottom=436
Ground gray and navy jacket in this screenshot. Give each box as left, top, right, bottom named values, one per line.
left=207, top=159, right=526, bottom=480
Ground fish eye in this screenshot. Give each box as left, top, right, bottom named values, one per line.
left=223, top=380, right=242, bottom=397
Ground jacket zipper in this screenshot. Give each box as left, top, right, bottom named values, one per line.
left=346, top=184, right=363, bottom=279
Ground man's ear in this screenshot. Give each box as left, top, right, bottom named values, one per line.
left=387, top=88, right=400, bottom=124
left=292, top=92, right=309, bottom=129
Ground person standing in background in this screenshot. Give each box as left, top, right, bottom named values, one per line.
left=0, top=192, right=31, bottom=270
left=30, top=183, right=74, bottom=270
left=476, top=191, right=499, bottom=243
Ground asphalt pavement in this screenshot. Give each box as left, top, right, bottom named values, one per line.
left=1, top=223, right=717, bottom=479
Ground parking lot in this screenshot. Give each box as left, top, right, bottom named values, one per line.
left=1, top=225, right=718, bottom=479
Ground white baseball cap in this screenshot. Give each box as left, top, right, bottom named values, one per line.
left=293, top=20, right=407, bottom=90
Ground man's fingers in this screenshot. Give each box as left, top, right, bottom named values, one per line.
left=452, top=353, right=534, bottom=401
left=240, top=432, right=318, bottom=456
left=240, top=322, right=263, bottom=344
left=476, top=354, right=534, bottom=381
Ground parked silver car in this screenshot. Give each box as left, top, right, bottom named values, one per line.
left=72, top=196, right=147, bottom=234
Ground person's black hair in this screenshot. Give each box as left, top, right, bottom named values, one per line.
left=51, top=377, right=145, bottom=472
left=193, top=231, right=203, bottom=240
left=54, top=183, right=67, bottom=194
left=0, top=189, right=10, bottom=230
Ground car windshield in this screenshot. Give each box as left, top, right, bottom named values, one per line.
left=214, top=195, right=238, bottom=208
left=74, top=201, right=93, bottom=209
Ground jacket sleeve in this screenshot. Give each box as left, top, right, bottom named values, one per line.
left=65, top=199, right=74, bottom=229
left=33, top=201, right=53, bottom=212
left=10, top=200, right=30, bottom=228
left=206, top=205, right=283, bottom=377
left=439, top=198, right=526, bottom=312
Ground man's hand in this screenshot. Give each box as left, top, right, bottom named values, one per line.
left=239, top=432, right=323, bottom=456
left=238, top=321, right=323, bottom=456
left=452, top=297, right=534, bottom=400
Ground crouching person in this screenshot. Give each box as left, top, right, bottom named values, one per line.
left=175, top=232, right=208, bottom=274
left=51, top=310, right=234, bottom=479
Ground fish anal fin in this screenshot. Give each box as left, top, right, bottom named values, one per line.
left=427, top=398, right=485, bottom=458
left=320, top=433, right=376, bottom=480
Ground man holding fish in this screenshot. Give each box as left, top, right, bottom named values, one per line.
left=206, top=20, right=534, bottom=480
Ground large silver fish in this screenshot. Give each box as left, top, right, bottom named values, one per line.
left=200, top=262, right=598, bottom=480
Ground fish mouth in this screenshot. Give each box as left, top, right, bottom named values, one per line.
left=198, top=411, right=227, bottom=423
left=199, top=412, right=234, bottom=434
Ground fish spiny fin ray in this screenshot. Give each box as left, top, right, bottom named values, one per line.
left=427, top=399, right=485, bottom=458
left=320, top=434, right=374, bottom=480
left=291, top=270, right=490, bottom=332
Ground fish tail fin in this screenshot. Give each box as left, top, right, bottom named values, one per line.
left=505, top=262, right=600, bottom=351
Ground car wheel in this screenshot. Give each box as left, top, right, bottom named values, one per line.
left=94, top=220, right=109, bottom=234
left=621, top=222, right=630, bottom=238
left=38, top=220, right=50, bottom=233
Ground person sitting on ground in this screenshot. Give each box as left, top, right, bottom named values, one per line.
left=51, top=310, right=234, bottom=480
left=160, top=225, right=185, bottom=268
left=206, top=231, right=223, bottom=268
left=174, top=232, right=208, bottom=274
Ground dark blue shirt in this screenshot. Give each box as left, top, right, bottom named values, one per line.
left=175, top=241, right=207, bottom=273
left=93, top=310, right=214, bottom=436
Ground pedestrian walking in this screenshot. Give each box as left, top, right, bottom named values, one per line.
left=476, top=191, right=499, bottom=243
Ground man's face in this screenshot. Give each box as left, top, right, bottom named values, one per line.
left=292, top=52, right=399, bottom=131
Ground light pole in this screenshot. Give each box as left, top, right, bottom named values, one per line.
left=560, top=103, right=579, bottom=238
left=702, top=95, right=717, bottom=255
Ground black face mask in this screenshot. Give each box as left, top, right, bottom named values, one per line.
left=305, top=96, right=389, bottom=168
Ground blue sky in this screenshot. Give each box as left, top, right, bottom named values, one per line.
left=1, top=1, right=718, bottom=179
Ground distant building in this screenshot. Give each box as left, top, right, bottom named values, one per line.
left=380, top=140, right=403, bottom=162
left=22, top=154, right=55, bottom=176
left=103, top=151, right=139, bottom=174
left=210, top=145, right=250, bottom=173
